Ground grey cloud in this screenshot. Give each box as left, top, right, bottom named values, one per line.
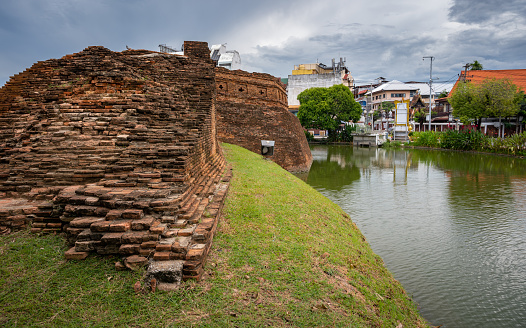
left=244, top=29, right=440, bottom=83
left=2, top=0, right=526, bottom=88
left=449, top=0, right=526, bottom=23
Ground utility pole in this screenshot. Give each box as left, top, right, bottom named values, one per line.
left=367, top=82, right=374, bottom=131
left=423, top=56, right=435, bottom=131
left=462, top=63, right=471, bottom=82
left=368, top=78, right=381, bottom=131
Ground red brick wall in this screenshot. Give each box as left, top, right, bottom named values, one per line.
left=215, top=68, right=312, bottom=172
left=0, top=43, right=221, bottom=200
left=0, top=43, right=227, bottom=281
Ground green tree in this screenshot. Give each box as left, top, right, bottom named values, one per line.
left=380, top=101, right=395, bottom=114
left=470, top=60, right=483, bottom=70
left=297, top=84, right=362, bottom=139
left=449, top=78, right=522, bottom=133
left=413, top=108, right=427, bottom=126
left=449, top=81, right=485, bottom=128
left=479, top=78, right=523, bottom=136
left=438, top=89, right=450, bottom=98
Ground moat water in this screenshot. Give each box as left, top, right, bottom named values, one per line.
left=299, top=145, right=526, bottom=328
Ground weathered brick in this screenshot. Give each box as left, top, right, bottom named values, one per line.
left=105, top=209, right=123, bottom=220
left=109, top=220, right=131, bottom=232
left=122, top=209, right=143, bottom=220
left=122, top=231, right=150, bottom=244
left=131, top=217, right=156, bottom=231
left=153, top=251, right=171, bottom=261
left=65, top=247, right=89, bottom=260
left=90, top=220, right=111, bottom=232
left=119, top=244, right=140, bottom=255
left=100, top=232, right=124, bottom=245
left=70, top=217, right=105, bottom=228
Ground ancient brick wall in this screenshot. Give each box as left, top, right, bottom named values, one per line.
left=215, top=68, right=312, bottom=172
left=0, top=42, right=227, bottom=284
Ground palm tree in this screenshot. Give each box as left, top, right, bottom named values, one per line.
left=470, top=60, right=483, bottom=70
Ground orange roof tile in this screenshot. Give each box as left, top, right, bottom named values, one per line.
left=450, top=69, right=526, bottom=96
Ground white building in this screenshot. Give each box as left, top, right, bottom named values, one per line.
left=210, top=44, right=241, bottom=70
left=287, top=58, right=353, bottom=114
left=370, top=80, right=455, bottom=110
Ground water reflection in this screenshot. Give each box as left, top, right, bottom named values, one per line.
left=300, top=145, right=526, bottom=328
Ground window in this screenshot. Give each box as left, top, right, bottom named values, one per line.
left=383, top=94, right=386, bottom=98
left=410, top=91, right=416, bottom=97
left=391, top=93, right=406, bottom=98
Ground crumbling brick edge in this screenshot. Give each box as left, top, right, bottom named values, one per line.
left=64, top=163, right=233, bottom=291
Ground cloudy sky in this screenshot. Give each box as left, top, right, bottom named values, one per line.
left=1, top=0, right=525, bottom=90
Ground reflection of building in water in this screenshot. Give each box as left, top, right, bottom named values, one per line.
left=311, top=146, right=419, bottom=171
left=392, top=151, right=414, bottom=184
left=310, top=146, right=419, bottom=186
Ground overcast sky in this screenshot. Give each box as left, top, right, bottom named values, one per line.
left=1, top=0, right=525, bottom=90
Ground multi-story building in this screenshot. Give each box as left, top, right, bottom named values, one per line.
left=370, top=80, right=419, bottom=111
left=287, top=58, right=353, bottom=115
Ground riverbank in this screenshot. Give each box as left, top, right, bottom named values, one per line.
left=0, top=143, right=428, bottom=327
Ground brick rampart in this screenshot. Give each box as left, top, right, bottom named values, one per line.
left=0, top=42, right=227, bottom=283
left=215, top=68, right=312, bottom=172
left=0, top=42, right=312, bottom=286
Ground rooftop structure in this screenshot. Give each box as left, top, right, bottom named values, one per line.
left=451, top=69, right=526, bottom=94
left=210, top=44, right=241, bottom=70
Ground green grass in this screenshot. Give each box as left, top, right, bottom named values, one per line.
left=0, top=143, right=428, bottom=327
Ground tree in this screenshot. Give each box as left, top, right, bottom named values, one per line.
left=449, top=81, right=485, bottom=128
left=470, top=60, right=483, bottom=70
left=449, top=78, right=522, bottom=134
left=479, top=78, right=522, bottom=137
left=413, top=108, right=428, bottom=126
left=380, top=101, right=395, bottom=113
left=297, top=84, right=362, bottom=139
left=438, top=90, right=450, bottom=98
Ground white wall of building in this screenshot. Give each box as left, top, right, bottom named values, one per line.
left=287, top=73, right=342, bottom=107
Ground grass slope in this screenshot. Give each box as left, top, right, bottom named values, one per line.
left=0, top=143, right=428, bottom=327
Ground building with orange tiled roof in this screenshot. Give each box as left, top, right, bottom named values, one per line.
left=448, top=69, right=526, bottom=136
left=450, top=69, right=526, bottom=95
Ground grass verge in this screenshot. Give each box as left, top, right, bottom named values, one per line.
left=0, top=143, right=428, bottom=327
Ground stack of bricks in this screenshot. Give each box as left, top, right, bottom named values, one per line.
left=0, top=198, right=52, bottom=235
left=215, top=67, right=312, bottom=172
left=0, top=41, right=227, bottom=283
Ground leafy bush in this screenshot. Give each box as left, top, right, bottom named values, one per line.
left=486, top=132, right=526, bottom=155
left=411, top=131, right=440, bottom=147
left=328, top=124, right=356, bottom=142
left=409, top=129, right=526, bottom=155
left=440, top=129, right=485, bottom=151
left=504, top=132, right=526, bottom=155
left=338, top=124, right=357, bottom=142
left=382, top=140, right=404, bottom=149
left=304, top=130, right=315, bottom=142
